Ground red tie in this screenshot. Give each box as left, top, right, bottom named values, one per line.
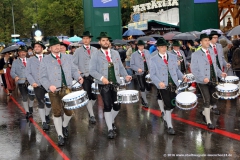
left=22, top=58, right=26, bottom=67
left=105, top=51, right=111, bottom=62
left=86, top=46, right=90, bottom=55
left=39, top=56, right=42, bottom=62
left=163, top=55, right=168, bottom=65
left=206, top=50, right=212, bottom=65
left=213, top=45, right=218, bottom=55
left=141, top=52, right=146, bottom=62
left=177, top=51, right=181, bottom=56
left=56, top=55, right=61, bottom=65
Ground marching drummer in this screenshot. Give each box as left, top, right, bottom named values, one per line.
left=10, top=45, right=35, bottom=120
left=26, top=41, right=51, bottom=131
left=130, top=40, right=151, bottom=108
left=191, top=33, right=227, bottom=130
left=209, top=30, right=231, bottom=115
left=39, top=37, right=83, bottom=145
left=89, top=32, right=132, bottom=139
left=73, top=31, right=98, bottom=124
left=150, top=38, right=187, bottom=135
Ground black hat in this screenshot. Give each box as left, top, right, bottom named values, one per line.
left=137, top=40, right=145, bottom=45
left=32, top=41, right=46, bottom=49
left=96, top=32, right=112, bottom=40
left=49, top=37, right=60, bottom=47
left=172, top=40, right=181, bottom=47
left=60, top=42, right=68, bottom=49
left=156, top=37, right=169, bottom=46
left=27, top=46, right=33, bottom=50
left=209, top=30, right=221, bottom=40
left=18, top=45, right=28, bottom=52
left=80, top=31, right=93, bottom=38
left=200, top=33, right=209, bottom=41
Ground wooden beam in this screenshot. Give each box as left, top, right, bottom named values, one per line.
left=220, top=10, right=230, bottom=22
left=219, top=7, right=223, bottom=17
left=228, top=7, right=234, bottom=17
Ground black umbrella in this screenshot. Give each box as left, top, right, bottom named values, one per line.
left=90, top=42, right=100, bottom=48
left=163, top=31, right=181, bottom=40
left=0, top=45, right=19, bottom=54
left=112, top=39, right=127, bottom=45
left=172, top=32, right=198, bottom=40
left=137, top=36, right=156, bottom=41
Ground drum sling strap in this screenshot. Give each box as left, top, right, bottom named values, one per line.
left=138, top=51, right=148, bottom=72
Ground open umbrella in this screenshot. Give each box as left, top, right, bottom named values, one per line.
left=137, top=36, right=156, bottom=41
left=16, top=41, right=25, bottom=46
left=122, top=29, right=145, bottom=36
left=0, top=45, right=19, bottom=54
left=227, top=25, right=240, bottom=36
left=163, top=31, right=181, bottom=40
left=68, top=35, right=82, bottom=42
left=172, top=32, right=198, bottom=40
left=149, top=34, right=163, bottom=38
left=62, top=40, right=71, bottom=45
left=112, top=39, right=127, bottom=45
left=219, top=35, right=232, bottom=44
left=201, top=29, right=223, bottom=35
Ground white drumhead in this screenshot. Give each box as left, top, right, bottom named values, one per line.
left=216, top=83, right=238, bottom=91
left=62, top=90, right=86, bottom=102
left=186, top=73, right=194, bottom=77
left=120, top=77, right=124, bottom=80
left=45, top=93, right=49, bottom=98
left=117, top=90, right=138, bottom=96
left=145, top=74, right=150, bottom=78
left=91, top=83, right=98, bottom=89
left=72, top=80, right=81, bottom=87
left=223, top=76, right=239, bottom=81
left=28, top=85, right=34, bottom=90
left=176, top=92, right=197, bottom=104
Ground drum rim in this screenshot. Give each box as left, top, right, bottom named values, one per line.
left=221, top=76, right=239, bottom=81
left=176, top=101, right=198, bottom=110
left=64, top=99, right=89, bottom=110
left=216, top=93, right=240, bottom=99
left=117, top=90, right=138, bottom=96
left=62, top=90, right=87, bottom=102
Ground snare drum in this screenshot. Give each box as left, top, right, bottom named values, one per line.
left=145, top=74, right=152, bottom=83
left=28, top=85, right=35, bottom=95
left=72, top=80, right=82, bottom=91
left=62, top=90, right=89, bottom=110
left=177, top=80, right=188, bottom=91
left=44, top=93, right=51, bottom=104
left=216, top=83, right=239, bottom=99
left=175, top=92, right=198, bottom=110
left=221, top=76, right=239, bottom=84
left=91, top=83, right=100, bottom=94
left=119, top=77, right=131, bottom=86
left=186, top=73, right=195, bottom=84
left=116, top=90, right=139, bottom=104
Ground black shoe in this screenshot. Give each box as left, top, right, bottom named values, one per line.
left=211, top=108, right=220, bottom=115
left=29, top=107, right=33, bottom=114
left=200, top=111, right=207, bottom=123
left=58, top=135, right=64, bottom=146
left=112, top=123, right=117, bottom=131
left=42, top=122, right=49, bottom=131
left=62, top=126, right=69, bottom=138
left=108, top=129, right=115, bottom=139
left=89, top=116, right=96, bottom=124
left=167, top=127, right=176, bottom=135
left=45, top=115, right=50, bottom=124
left=26, top=112, right=33, bottom=119
left=207, top=123, right=215, bottom=130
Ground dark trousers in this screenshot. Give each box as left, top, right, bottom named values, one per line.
left=197, top=83, right=217, bottom=108
left=158, top=89, right=176, bottom=111
left=98, top=84, right=120, bottom=112
left=48, top=87, right=73, bottom=117
left=34, top=86, right=50, bottom=109
left=136, top=73, right=151, bottom=92
left=18, top=83, right=35, bottom=102
left=82, top=76, right=96, bottom=100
